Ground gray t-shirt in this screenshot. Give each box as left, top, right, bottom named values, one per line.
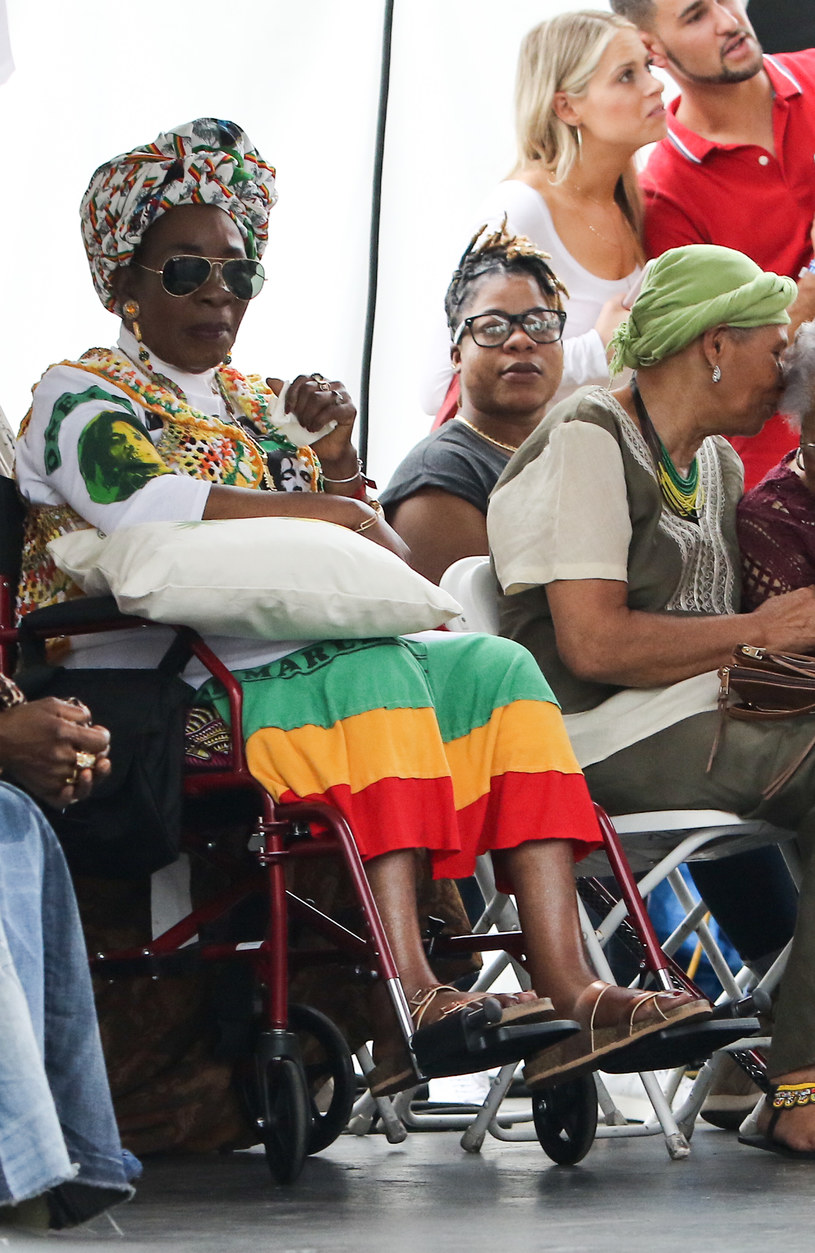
left=382, top=420, right=509, bottom=519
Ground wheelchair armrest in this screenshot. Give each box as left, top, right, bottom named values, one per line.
left=17, top=595, right=139, bottom=639
left=16, top=600, right=250, bottom=778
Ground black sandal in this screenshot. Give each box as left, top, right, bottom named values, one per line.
left=739, top=1082, right=815, bottom=1159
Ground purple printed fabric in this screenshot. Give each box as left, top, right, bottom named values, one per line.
left=737, top=452, right=815, bottom=609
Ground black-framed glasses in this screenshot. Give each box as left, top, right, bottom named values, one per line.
left=453, top=307, right=566, bottom=348
left=136, top=255, right=266, bottom=300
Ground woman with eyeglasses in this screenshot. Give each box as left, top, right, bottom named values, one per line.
left=422, top=9, right=664, bottom=419
left=15, top=118, right=710, bottom=1113
left=383, top=224, right=567, bottom=583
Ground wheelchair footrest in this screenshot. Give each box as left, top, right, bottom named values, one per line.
left=600, top=1016, right=760, bottom=1075
left=413, top=1009, right=580, bottom=1080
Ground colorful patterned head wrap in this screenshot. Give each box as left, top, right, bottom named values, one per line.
left=608, top=245, right=796, bottom=377
left=81, top=117, right=278, bottom=311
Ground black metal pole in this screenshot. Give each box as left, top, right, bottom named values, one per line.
left=357, top=0, right=395, bottom=471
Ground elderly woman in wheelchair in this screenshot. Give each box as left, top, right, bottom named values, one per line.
left=14, top=118, right=710, bottom=1106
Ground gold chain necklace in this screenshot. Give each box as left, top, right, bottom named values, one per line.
left=455, top=416, right=519, bottom=454
left=556, top=179, right=637, bottom=253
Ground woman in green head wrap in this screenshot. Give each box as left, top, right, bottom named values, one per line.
left=608, top=243, right=796, bottom=375
left=489, top=244, right=815, bottom=1156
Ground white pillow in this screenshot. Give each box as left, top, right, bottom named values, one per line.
left=48, top=517, right=462, bottom=640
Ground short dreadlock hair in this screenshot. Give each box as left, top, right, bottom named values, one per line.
left=444, top=219, right=568, bottom=340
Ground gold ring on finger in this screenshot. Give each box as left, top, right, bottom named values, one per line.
left=76, top=751, right=96, bottom=770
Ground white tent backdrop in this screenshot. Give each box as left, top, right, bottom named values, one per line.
left=1, top=0, right=638, bottom=481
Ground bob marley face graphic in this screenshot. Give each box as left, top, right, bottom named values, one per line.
left=268, top=449, right=315, bottom=492
left=78, top=411, right=170, bottom=504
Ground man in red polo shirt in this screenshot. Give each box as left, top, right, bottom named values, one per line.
left=610, top=0, right=815, bottom=487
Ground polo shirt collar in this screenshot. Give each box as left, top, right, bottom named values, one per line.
left=664, top=53, right=803, bottom=165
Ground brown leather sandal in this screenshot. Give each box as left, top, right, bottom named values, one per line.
left=523, top=980, right=711, bottom=1089
left=368, top=985, right=555, bottom=1098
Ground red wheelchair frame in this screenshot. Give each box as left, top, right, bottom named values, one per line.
left=0, top=502, right=761, bottom=1179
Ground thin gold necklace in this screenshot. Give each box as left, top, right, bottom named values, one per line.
left=556, top=178, right=637, bottom=253
left=455, top=415, right=520, bottom=454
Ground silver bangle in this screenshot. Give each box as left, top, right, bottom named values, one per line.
left=323, top=457, right=363, bottom=485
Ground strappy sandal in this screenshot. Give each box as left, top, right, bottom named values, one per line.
left=523, top=979, right=712, bottom=1089
left=739, top=1083, right=815, bottom=1159
left=367, top=985, right=556, bottom=1098
left=411, top=986, right=555, bottom=1030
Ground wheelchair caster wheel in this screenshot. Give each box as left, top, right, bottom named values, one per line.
left=288, top=1004, right=355, bottom=1155
left=532, top=1074, right=598, bottom=1165
left=254, top=1054, right=311, bottom=1184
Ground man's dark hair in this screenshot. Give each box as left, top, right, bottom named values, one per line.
left=608, top=0, right=656, bottom=29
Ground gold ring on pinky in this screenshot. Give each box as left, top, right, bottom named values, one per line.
left=76, top=751, right=97, bottom=770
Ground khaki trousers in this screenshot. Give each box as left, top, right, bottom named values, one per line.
left=585, top=711, right=815, bottom=1077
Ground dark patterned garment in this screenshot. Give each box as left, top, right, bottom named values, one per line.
left=737, top=452, right=815, bottom=610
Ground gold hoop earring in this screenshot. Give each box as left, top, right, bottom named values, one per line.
left=574, top=125, right=582, bottom=157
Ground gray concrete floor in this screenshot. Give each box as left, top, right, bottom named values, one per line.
left=2, top=1116, right=812, bottom=1252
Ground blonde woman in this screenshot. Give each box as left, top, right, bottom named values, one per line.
left=422, top=10, right=666, bottom=416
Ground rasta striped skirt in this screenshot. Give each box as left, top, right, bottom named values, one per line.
left=196, top=632, right=600, bottom=885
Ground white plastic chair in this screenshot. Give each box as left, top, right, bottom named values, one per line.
left=439, top=555, right=500, bottom=635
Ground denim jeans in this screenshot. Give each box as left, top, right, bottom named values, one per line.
left=0, top=783, right=136, bottom=1222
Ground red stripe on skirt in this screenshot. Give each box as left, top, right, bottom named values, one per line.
left=279, top=769, right=600, bottom=886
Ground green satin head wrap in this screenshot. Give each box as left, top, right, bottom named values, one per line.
left=608, top=245, right=796, bottom=377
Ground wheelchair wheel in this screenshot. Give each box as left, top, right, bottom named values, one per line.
left=289, top=1004, right=355, bottom=1155
left=255, top=1055, right=311, bottom=1184
left=532, top=1075, right=598, bottom=1165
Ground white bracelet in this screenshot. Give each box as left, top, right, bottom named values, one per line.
left=323, top=458, right=363, bottom=485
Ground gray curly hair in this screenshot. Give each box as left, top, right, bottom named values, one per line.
left=780, top=321, right=815, bottom=429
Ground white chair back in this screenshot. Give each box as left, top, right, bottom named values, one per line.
left=439, top=556, right=500, bottom=635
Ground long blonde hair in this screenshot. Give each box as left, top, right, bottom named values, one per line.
left=513, top=10, right=643, bottom=235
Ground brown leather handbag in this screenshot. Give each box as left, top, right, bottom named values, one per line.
left=720, top=644, right=815, bottom=718
left=708, top=644, right=815, bottom=798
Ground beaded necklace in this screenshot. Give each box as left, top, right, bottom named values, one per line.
left=630, top=374, right=702, bottom=521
